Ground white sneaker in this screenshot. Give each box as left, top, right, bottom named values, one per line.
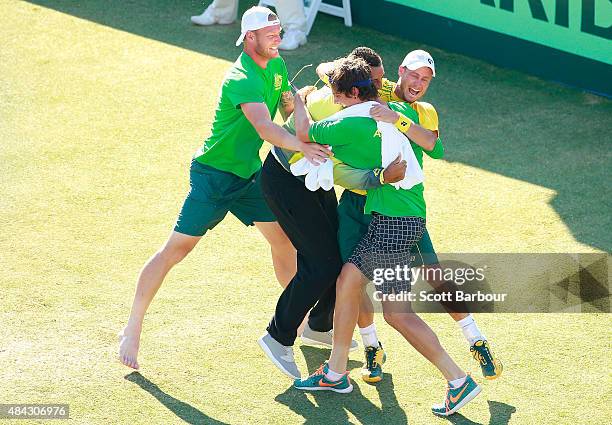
left=278, top=30, right=307, bottom=51
left=190, top=8, right=235, bottom=26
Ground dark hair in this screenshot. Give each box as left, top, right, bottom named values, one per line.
left=348, top=46, right=382, bottom=68
left=328, top=57, right=378, bottom=101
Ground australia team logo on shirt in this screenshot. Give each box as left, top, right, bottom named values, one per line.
left=274, top=74, right=283, bottom=91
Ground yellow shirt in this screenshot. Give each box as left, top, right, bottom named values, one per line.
left=305, top=85, right=343, bottom=121
left=378, top=78, right=439, bottom=133
left=378, top=78, right=404, bottom=103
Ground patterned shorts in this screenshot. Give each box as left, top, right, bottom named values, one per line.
left=348, top=214, right=425, bottom=294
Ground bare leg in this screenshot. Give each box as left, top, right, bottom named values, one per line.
left=357, top=286, right=375, bottom=328
left=383, top=300, right=464, bottom=381
left=255, top=221, right=297, bottom=288
left=422, top=264, right=469, bottom=322
left=328, top=263, right=367, bottom=373
left=118, top=231, right=200, bottom=369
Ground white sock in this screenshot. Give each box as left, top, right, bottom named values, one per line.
left=359, top=323, right=379, bottom=348
left=449, top=375, right=467, bottom=389
left=325, top=368, right=343, bottom=381
left=457, top=314, right=485, bottom=345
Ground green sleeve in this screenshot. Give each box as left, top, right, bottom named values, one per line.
left=333, top=162, right=384, bottom=190
left=224, top=77, right=264, bottom=108
left=388, top=101, right=420, bottom=123
left=308, top=120, right=345, bottom=146
left=424, top=138, right=444, bottom=159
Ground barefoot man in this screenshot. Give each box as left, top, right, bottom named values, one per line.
left=118, top=6, right=330, bottom=369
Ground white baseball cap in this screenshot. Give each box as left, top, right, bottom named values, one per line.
left=235, top=6, right=281, bottom=46
left=400, top=50, right=436, bottom=77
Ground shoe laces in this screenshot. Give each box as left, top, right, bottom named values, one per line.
left=471, top=342, right=491, bottom=365
left=440, top=384, right=451, bottom=412
left=310, top=363, right=326, bottom=378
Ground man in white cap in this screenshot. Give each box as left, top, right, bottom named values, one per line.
left=373, top=49, right=502, bottom=382
left=191, top=0, right=308, bottom=50
left=118, top=6, right=329, bottom=370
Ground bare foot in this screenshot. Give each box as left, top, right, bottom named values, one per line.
left=118, top=328, right=141, bottom=369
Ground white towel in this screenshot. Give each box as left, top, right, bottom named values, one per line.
left=290, top=153, right=334, bottom=191
left=325, top=101, right=424, bottom=190
left=290, top=101, right=424, bottom=191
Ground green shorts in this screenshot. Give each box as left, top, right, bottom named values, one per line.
left=337, top=190, right=438, bottom=266
left=174, top=159, right=276, bottom=237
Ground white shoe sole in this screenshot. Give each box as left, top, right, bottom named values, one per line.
left=257, top=336, right=300, bottom=380
left=301, top=336, right=359, bottom=352
left=433, top=385, right=482, bottom=416
left=296, top=383, right=353, bottom=394
left=190, top=17, right=235, bottom=26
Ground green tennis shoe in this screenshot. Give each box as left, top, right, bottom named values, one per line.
left=432, top=374, right=481, bottom=416
left=361, top=342, right=386, bottom=383
left=471, top=339, right=503, bottom=379
left=294, top=363, right=353, bottom=394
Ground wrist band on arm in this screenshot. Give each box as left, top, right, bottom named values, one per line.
left=378, top=168, right=385, bottom=185
left=394, top=114, right=413, bottom=133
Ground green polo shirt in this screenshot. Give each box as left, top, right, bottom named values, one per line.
left=308, top=101, right=442, bottom=218
left=195, top=52, right=289, bottom=178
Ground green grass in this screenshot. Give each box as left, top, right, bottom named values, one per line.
left=1, top=1, right=611, bottom=424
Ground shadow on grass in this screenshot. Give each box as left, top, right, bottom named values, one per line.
left=288, top=347, right=517, bottom=424
left=125, top=371, right=229, bottom=425
left=23, top=0, right=612, bottom=252
left=273, top=346, right=409, bottom=424
left=441, top=400, right=516, bottom=425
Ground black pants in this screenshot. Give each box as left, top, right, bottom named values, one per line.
left=260, top=153, right=343, bottom=346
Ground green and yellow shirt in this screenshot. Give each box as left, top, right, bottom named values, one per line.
left=308, top=102, right=439, bottom=218
left=278, top=77, right=442, bottom=194
left=379, top=78, right=440, bottom=134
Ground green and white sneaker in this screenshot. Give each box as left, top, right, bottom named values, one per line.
left=361, top=342, right=386, bottom=383
left=432, top=374, right=481, bottom=416
left=471, top=339, right=503, bottom=380
left=294, top=363, right=353, bottom=394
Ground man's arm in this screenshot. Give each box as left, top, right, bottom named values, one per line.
left=334, top=155, right=407, bottom=190
left=241, top=102, right=329, bottom=164
left=279, top=91, right=294, bottom=121
left=293, top=92, right=314, bottom=143
left=370, top=103, right=438, bottom=152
